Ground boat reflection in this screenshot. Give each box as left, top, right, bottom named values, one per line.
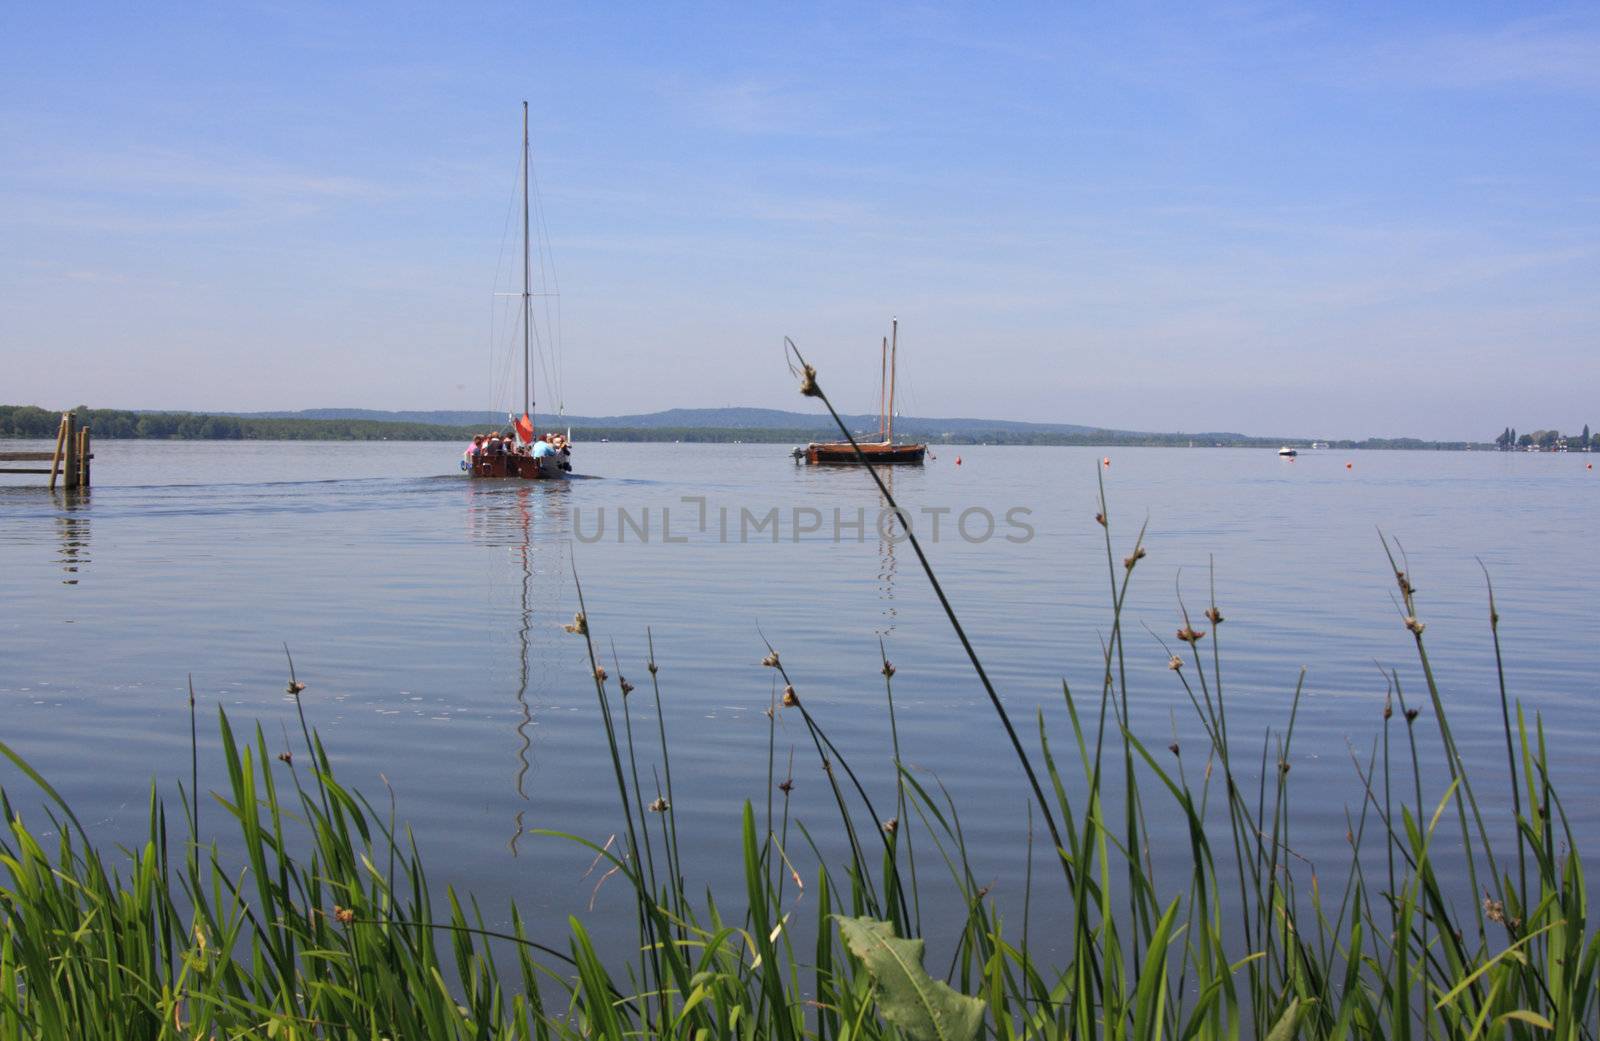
left=467, top=482, right=571, bottom=856
left=875, top=468, right=897, bottom=637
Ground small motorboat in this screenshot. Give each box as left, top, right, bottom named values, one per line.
left=1278, top=446, right=1298, bottom=457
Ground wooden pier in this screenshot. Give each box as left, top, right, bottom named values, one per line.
left=0, top=412, right=93, bottom=489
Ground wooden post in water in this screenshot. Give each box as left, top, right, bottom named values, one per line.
left=1, top=412, right=91, bottom=488
left=61, top=413, right=79, bottom=490
left=77, top=426, right=92, bottom=487
left=48, top=414, right=68, bottom=491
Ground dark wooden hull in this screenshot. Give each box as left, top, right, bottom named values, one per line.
left=804, top=442, right=926, bottom=466
left=468, top=454, right=569, bottom=479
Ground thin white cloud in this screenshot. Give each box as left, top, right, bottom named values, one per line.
left=17, top=147, right=394, bottom=201
left=653, top=74, right=878, bottom=137
left=1368, top=14, right=1600, bottom=93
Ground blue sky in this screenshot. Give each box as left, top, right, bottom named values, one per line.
left=2, top=2, right=1596, bottom=439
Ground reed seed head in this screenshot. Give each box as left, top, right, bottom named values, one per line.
left=1177, top=626, right=1206, bottom=644
left=619, top=677, right=634, bottom=696
left=1205, top=607, right=1225, bottom=625
left=647, top=660, right=658, bottom=675
left=782, top=685, right=798, bottom=707
left=648, top=797, right=669, bottom=813
left=778, top=778, right=794, bottom=793
left=881, top=659, right=896, bottom=678
left=1123, top=546, right=1147, bottom=570
left=333, top=905, right=355, bottom=925
left=593, top=665, right=608, bottom=683
left=1395, top=570, right=1414, bottom=597
left=286, top=680, right=305, bottom=695
left=1484, top=892, right=1506, bottom=924
left=277, top=751, right=292, bottom=765
left=1383, top=694, right=1393, bottom=720
left=1405, top=707, right=1420, bottom=724
left=798, top=364, right=820, bottom=397
left=762, top=650, right=781, bottom=668
left=1094, top=512, right=1106, bottom=527
left=563, top=612, right=588, bottom=636
left=1278, top=758, right=1291, bottom=775
left=1168, top=655, right=1184, bottom=671
left=882, top=817, right=898, bottom=835
left=1404, top=615, right=1425, bottom=636
left=1168, top=742, right=1180, bottom=756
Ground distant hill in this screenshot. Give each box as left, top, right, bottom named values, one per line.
left=237, top=406, right=1253, bottom=441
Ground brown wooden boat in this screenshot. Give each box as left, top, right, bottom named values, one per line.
left=798, top=318, right=926, bottom=467
left=802, top=441, right=926, bottom=465
left=464, top=102, right=573, bottom=481
left=468, top=450, right=569, bottom=479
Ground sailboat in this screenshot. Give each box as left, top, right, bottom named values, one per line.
left=466, top=102, right=572, bottom=480
left=798, top=318, right=927, bottom=466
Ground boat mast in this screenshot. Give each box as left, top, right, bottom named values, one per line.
left=521, top=101, right=533, bottom=423
left=887, top=318, right=898, bottom=444
left=878, top=335, right=888, bottom=442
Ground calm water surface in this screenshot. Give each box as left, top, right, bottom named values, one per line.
left=2, top=441, right=1596, bottom=950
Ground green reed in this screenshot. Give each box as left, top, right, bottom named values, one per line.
left=0, top=352, right=1595, bottom=1038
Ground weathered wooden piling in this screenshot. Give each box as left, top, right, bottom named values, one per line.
left=0, top=413, right=93, bottom=489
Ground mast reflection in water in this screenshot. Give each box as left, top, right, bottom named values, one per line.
left=467, top=483, right=570, bottom=856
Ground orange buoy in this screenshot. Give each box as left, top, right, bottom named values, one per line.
left=955, top=456, right=962, bottom=466
left=1102, top=457, right=1111, bottom=468
left=1346, top=462, right=1353, bottom=470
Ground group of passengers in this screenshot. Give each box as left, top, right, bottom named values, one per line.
left=463, top=431, right=570, bottom=473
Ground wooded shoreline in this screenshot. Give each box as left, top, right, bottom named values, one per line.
left=0, top=405, right=1487, bottom=450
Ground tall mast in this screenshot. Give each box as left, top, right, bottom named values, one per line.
left=887, top=318, right=898, bottom=444
left=879, top=335, right=888, bottom=442
left=521, top=101, right=532, bottom=421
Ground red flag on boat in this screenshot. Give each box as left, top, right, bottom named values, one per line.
left=514, top=412, right=534, bottom=444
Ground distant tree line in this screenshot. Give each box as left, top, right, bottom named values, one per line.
left=1493, top=425, right=1595, bottom=451
left=0, top=404, right=1496, bottom=450
left=0, top=405, right=482, bottom=442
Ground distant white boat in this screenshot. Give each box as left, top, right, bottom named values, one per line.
left=1278, top=446, right=1298, bottom=457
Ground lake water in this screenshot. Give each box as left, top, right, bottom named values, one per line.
left=2, top=440, right=1596, bottom=952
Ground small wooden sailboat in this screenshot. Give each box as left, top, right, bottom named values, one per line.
left=466, top=102, right=572, bottom=480
left=798, top=319, right=927, bottom=466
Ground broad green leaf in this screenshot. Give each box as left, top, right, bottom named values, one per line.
left=835, top=915, right=984, bottom=1041
left=1495, top=1009, right=1553, bottom=1031
left=1265, top=997, right=1308, bottom=1041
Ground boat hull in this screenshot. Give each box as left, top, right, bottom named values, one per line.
left=468, top=455, right=570, bottom=479
left=804, top=442, right=926, bottom=466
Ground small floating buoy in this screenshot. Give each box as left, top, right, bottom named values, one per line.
left=955, top=456, right=962, bottom=466
left=1590, top=463, right=1594, bottom=470
left=1102, top=457, right=1110, bottom=468
left=1346, top=462, right=1353, bottom=470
